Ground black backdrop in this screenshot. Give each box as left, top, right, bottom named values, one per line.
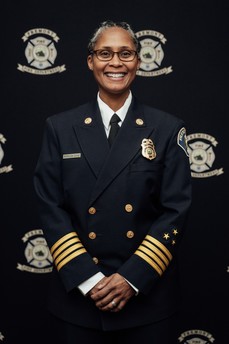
left=1, top=1, right=228, bottom=343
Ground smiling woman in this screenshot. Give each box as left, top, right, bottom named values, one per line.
left=87, top=21, right=141, bottom=109
left=34, top=19, right=192, bottom=344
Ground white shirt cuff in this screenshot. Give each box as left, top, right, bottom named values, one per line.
left=77, top=272, right=105, bottom=296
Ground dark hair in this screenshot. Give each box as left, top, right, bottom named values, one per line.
left=87, top=20, right=141, bottom=54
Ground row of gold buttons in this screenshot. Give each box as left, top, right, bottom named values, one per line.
left=88, top=230, right=135, bottom=239
left=84, top=118, right=144, bottom=126
left=88, top=204, right=133, bottom=215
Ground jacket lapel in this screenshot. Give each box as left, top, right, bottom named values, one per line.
left=73, top=100, right=110, bottom=178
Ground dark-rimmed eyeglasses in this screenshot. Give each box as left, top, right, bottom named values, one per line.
left=91, top=49, right=138, bottom=62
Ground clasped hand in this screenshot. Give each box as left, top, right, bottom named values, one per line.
left=88, top=273, right=135, bottom=312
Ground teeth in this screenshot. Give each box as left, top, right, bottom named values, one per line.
left=106, top=73, right=124, bottom=78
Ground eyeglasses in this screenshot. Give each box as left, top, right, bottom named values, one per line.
left=91, top=49, right=138, bottom=62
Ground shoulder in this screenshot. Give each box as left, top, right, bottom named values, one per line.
left=133, top=99, right=185, bottom=133
left=42, top=100, right=98, bottom=134
left=132, top=96, right=184, bottom=127
left=144, top=104, right=183, bottom=126
left=47, top=101, right=95, bottom=125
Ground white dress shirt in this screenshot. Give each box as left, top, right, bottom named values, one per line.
left=98, top=91, right=132, bottom=137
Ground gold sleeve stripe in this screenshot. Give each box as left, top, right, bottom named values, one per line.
left=142, top=240, right=170, bottom=266
left=146, top=235, right=172, bottom=261
left=54, top=243, right=84, bottom=266
left=51, top=232, right=78, bottom=254
left=135, top=250, right=163, bottom=276
left=138, top=245, right=167, bottom=271
left=52, top=238, right=81, bottom=260
left=56, top=248, right=87, bottom=271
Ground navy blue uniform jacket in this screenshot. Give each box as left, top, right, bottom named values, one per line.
left=34, top=96, right=192, bottom=331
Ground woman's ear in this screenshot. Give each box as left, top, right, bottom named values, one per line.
left=87, top=55, right=93, bottom=70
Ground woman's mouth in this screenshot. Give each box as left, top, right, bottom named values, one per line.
left=105, top=72, right=126, bottom=79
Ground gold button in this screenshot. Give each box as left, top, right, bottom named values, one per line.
left=126, top=231, right=134, bottom=239
left=92, top=257, right=99, bottom=264
left=88, top=232, right=96, bottom=239
left=84, top=117, right=92, bottom=124
left=88, top=207, right=96, bottom=214
left=136, top=118, right=144, bottom=126
left=125, top=204, right=133, bottom=212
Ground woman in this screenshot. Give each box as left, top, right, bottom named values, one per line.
left=34, top=20, right=192, bottom=343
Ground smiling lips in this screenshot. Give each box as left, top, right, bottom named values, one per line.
left=105, top=72, right=126, bottom=78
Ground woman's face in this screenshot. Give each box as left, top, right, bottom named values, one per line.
left=87, top=27, right=140, bottom=98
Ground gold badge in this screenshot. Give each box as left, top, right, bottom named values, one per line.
left=141, top=138, right=156, bottom=160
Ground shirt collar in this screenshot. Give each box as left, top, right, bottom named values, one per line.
left=97, top=91, right=132, bottom=131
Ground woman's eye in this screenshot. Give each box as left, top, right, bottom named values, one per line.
left=100, top=51, right=111, bottom=57
left=120, top=51, right=131, bottom=57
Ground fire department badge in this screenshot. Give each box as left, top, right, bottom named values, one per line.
left=187, top=132, right=224, bottom=178
left=135, top=29, right=172, bottom=77
left=17, top=28, right=66, bottom=75
left=17, top=229, right=53, bottom=273
left=141, top=138, right=156, bottom=160
left=178, top=329, right=215, bottom=343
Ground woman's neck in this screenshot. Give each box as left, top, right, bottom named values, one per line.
left=98, top=90, right=130, bottom=112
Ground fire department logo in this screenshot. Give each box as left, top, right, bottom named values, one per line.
left=0, top=133, right=13, bottom=174
left=17, top=229, right=53, bottom=273
left=135, top=30, right=172, bottom=77
left=178, top=329, right=215, bottom=343
left=187, top=133, right=224, bottom=178
left=17, top=28, right=66, bottom=75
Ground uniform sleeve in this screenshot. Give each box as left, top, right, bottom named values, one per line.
left=33, top=118, right=100, bottom=292
left=117, top=124, right=192, bottom=295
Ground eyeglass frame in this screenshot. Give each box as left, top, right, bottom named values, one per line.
left=90, top=49, right=138, bottom=62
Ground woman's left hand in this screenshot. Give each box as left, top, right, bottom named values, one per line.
left=89, top=273, right=135, bottom=312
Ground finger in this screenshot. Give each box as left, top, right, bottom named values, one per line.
left=95, top=294, right=115, bottom=309
left=111, top=300, right=117, bottom=308
left=94, top=278, right=133, bottom=307
left=90, top=276, right=114, bottom=301
left=91, top=287, right=112, bottom=302
left=96, top=294, right=122, bottom=311
left=88, top=277, right=109, bottom=297
left=92, top=275, right=122, bottom=301
left=110, top=299, right=126, bottom=313
left=99, top=299, right=119, bottom=312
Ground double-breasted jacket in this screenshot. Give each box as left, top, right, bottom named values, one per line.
left=34, top=96, right=192, bottom=330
